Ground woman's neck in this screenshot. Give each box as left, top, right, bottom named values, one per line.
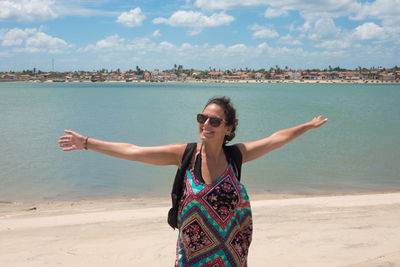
left=202, top=140, right=225, bottom=161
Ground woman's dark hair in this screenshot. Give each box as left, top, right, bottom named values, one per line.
left=204, top=96, right=238, bottom=144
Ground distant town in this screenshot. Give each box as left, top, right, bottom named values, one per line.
left=1, top=66, right=399, bottom=83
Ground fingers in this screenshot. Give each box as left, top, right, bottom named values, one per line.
left=316, top=117, right=328, bottom=128
left=58, top=139, right=73, bottom=149
left=59, top=142, right=78, bottom=151
left=59, top=130, right=86, bottom=152
left=58, top=141, right=72, bottom=147
left=59, top=132, right=73, bottom=151
left=310, top=115, right=328, bottom=128
left=320, top=118, right=328, bottom=125
left=58, top=136, right=72, bottom=148
left=314, top=115, right=327, bottom=121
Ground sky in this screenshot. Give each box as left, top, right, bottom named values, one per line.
left=0, top=0, right=399, bottom=72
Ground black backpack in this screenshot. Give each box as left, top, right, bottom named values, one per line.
left=167, top=142, right=243, bottom=229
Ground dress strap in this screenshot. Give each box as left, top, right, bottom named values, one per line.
left=193, top=143, right=204, bottom=183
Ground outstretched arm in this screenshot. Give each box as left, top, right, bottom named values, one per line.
left=237, top=116, right=328, bottom=163
left=58, top=130, right=186, bottom=166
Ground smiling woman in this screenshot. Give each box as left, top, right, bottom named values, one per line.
left=58, top=95, right=327, bottom=266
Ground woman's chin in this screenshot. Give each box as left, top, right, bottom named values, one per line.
left=199, top=135, right=207, bottom=142
left=199, top=133, right=212, bottom=141
left=200, top=133, right=222, bottom=143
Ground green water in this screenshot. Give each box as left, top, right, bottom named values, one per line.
left=0, top=82, right=399, bottom=201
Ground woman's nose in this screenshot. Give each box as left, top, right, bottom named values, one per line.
left=203, top=117, right=211, bottom=126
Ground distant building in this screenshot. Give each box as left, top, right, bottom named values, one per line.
left=208, top=72, right=224, bottom=79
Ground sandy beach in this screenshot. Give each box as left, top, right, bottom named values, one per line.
left=1, top=193, right=400, bottom=267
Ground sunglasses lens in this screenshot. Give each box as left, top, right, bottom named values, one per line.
left=209, top=117, right=222, bottom=127
left=197, top=114, right=207, bottom=124
left=197, top=114, right=223, bottom=127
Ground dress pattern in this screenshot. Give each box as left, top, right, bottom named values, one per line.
left=176, top=164, right=253, bottom=267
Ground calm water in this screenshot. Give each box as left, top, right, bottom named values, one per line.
left=1, top=82, right=399, bottom=202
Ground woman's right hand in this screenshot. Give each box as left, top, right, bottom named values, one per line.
left=58, top=130, right=86, bottom=151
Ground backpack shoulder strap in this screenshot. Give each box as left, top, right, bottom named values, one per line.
left=168, top=142, right=197, bottom=229
left=179, top=143, right=197, bottom=170
left=223, top=144, right=243, bottom=181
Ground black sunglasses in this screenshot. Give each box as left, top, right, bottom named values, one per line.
left=197, top=114, right=224, bottom=127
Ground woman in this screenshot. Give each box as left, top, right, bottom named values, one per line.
left=58, top=96, right=327, bottom=266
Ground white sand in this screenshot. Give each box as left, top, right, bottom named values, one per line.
left=1, top=193, right=400, bottom=266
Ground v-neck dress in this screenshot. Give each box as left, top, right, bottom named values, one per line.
left=175, top=163, right=253, bottom=266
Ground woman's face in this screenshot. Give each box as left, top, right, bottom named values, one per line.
left=198, top=103, right=232, bottom=143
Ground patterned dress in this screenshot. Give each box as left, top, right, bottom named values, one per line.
left=175, top=163, right=253, bottom=266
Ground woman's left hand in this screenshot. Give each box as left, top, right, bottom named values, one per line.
left=309, top=115, right=328, bottom=129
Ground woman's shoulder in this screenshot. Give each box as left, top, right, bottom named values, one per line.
left=225, top=143, right=244, bottom=154
left=173, top=142, right=200, bottom=161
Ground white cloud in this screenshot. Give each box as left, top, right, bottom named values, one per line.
left=0, top=0, right=120, bottom=22
left=297, top=0, right=360, bottom=21
left=296, top=18, right=345, bottom=46
left=5, top=33, right=398, bottom=71
left=181, top=42, right=193, bottom=50
left=1, top=28, right=30, bottom=46
left=26, top=32, right=64, bottom=47
left=194, top=0, right=361, bottom=21
left=194, top=0, right=265, bottom=10
left=0, top=27, right=70, bottom=53
left=298, top=21, right=312, bottom=32
left=25, top=31, right=68, bottom=53
left=187, top=28, right=203, bottom=36
left=153, top=10, right=234, bottom=27
left=116, top=7, right=145, bottom=27
left=249, top=24, right=279, bottom=39
left=264, top=8, right=288, bottom=18
left=125, top=38, right=156, bottom=55
left=96, top=35, right=124, bottom=49
left=314, top=40, right=350, bottom=49
left=159, top=41, right=175, bottom=50
left=278, top=35, right=302, bottom=45
left=74, top=35, right=311, bottom=69
left=308, top=18, right=341, bottom=41
left=0, top=0, right=58, bottom=22
left=81, top=34, right=125, bottom=52
left=350, top=1, right=400, bottom=45
left=152, top=29, right=161, bottom=37
left=153, top=10, right=234, bottom=35
left=353, top=22, right=385, bottom=41
left=227, top=43, right=247, bottom=53
left=195, top=0, right=394, bottom=48
left=54, top=2, right=118, bottom=18
left=352, top=0, right=400, bottom=25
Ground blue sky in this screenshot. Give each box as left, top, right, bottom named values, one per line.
left=0, top=0, right=399, bottom=72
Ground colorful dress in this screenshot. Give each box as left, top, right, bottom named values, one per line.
left=175, top=162, right=253, bottom=266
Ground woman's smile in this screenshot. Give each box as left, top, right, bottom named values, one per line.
left=202, top=129, right=214, bottom=134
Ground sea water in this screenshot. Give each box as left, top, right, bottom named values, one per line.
left=1, top=81, right=399, bottom=201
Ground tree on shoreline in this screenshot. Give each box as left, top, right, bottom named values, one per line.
left=1, top=66, right=399, bottom=81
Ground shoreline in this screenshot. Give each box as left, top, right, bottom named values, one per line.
left=1, top=191, right=400, bottom=266
left=2, top=189, right=400, bottom=215
left=1, top=79, right=400, bottom=84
